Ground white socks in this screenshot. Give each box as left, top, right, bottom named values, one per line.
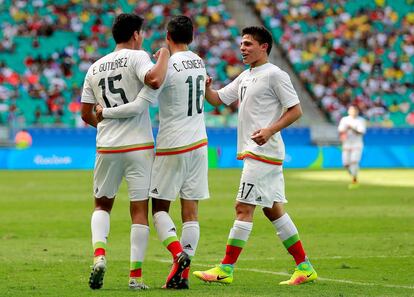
left=91, top=210, right=110, bottom=248
left=130, top=224, right=150, bottom=264
left=180, top=221, right=200, bottom=257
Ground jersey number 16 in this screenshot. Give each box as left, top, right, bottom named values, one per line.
left=185, top=75, right=204, bottom=116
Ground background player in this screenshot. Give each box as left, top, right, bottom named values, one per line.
left=338, top=105, right=366, bottom=188
left=80, top=13, right=169, bottom=290
left=97, top=15, right=208, bottom=289
left=193, top=26, right=317, bottom=286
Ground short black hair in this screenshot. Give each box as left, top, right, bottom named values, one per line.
left=241, top=26, right=273, bottom=55
left=167, top=15, right=193, bottom=44
left=112, top=13, right=144, bottom=44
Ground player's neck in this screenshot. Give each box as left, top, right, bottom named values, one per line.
left=249, top=57, right=268, bottom=69
left=170, top=43, right=189, bottom=55
left=115, top=41, right=137, bottom=51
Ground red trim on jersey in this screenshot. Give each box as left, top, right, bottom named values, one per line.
left=237, top=153, right=283, bottom=165
left=155, top=142, right=207, bottom=156
left=97, top=145, right=154, bottom=154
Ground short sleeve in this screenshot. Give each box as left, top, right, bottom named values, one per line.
left=133, top=51, right=154, bottom=84
left=357, top=118, right=366, bottom=134
left=217, top=74, right=242, bottom=105
left=338, top=118, right=347, bottom=132
left=80, top=71, right=96, bottom=104
left=137, top=84, right=163, bottom=104
left=271, top=70, right=299, bottom=108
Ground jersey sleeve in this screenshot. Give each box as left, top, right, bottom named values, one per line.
left=133, top=51, right=154, bottom=84
left=338, top=118, right=346, bottom=132
left=102, top=85, right=162, bottom=118
left=356, top=118, right=366, bottom=134
left=217, top=74, right=242, bottom=105
left=271, top=70, right=300, bottom=108
left=80, top=71, right=96, bottom=104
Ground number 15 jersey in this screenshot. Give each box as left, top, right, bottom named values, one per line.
left=155, top=51, right=207, bottom=155
left=81, top=49, right=155, bottom=153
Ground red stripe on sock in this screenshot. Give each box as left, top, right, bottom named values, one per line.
left=94, top=248, right=105, bottom=257
left=129, top=268, right=142, bottom=278
left=221, top=245, right=243, bottom=265
left=287, top=240, right=306, bottom=265
left=182, top=267, right=190, bottom=279
left=167, top=241, right=183, bottom=259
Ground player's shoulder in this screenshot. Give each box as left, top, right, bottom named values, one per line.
left=266, top=63, right=289, bottom=80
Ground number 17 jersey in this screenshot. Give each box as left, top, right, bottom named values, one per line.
left=81, top=49, right=155, bottom=153
left=155, top=51, right=207, bottom=155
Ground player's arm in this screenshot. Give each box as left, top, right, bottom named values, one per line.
left=80, top=73, right=98, bottom=127
left=205, top=76, right=223, bottom=106
left=81, top=103, right=98, bottom=127
left=251, top=103, right=302, bottom=146
left=98, top=85, right=161, bottom=119
left=144, top=48, right=170, bottom=89
left=350, top=120, right=366, bottom=135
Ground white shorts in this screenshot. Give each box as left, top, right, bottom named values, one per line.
left=94, top=149, right=154, bottom=201
left=342, top=146, right=363, bottom=166
left=149, top=146, right=209, bottom=201
left=236, top=158, right=287, bottom=208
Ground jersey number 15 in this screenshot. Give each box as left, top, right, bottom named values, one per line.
left=98, top=74, right=128, bottom=108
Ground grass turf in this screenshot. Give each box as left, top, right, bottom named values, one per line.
left=0, top=169, right=413, bottom=296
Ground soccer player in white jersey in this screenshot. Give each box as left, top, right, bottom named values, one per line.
left=338, top=105, right=366, bottom=188
left=97, top=16, right=208, bottom=289
left=80, top=13, right=170, bottom=290
left=193, top=26, right=318, bottom=285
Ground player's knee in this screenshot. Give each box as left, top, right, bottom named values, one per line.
left=94, top=197, right=114, bottom=212
left=151, top=198, right=170, bottom=215
left=235, top=202, right=254, bottom=221
left=181, top=208, right=198, bottom=222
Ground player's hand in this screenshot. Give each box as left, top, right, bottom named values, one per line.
left=251, top=128, right=273, bottom=146
left=95, top=104, right=103, bottom=122
left=153, top=47, right=170, bottom=60
left=206, top=76, right=212, bottom=88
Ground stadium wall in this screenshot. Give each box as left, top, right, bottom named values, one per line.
left=0, top=128, right=413, bottom=169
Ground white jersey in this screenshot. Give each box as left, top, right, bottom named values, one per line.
left=338, top=115, right=366, bottom=149
left=218, top=63, right=300, bottom=165
left=155, top=51, right=207, bottom=155
left=81, top=49, right=155, bottom=153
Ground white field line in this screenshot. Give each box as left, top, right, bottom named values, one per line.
left=238, top=268, right=414, bottom=290
left=153, top=255, right=413, bottom=262
left=153, top=259, right=414, bottom=290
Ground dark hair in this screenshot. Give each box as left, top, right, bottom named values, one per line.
left=167, top=15, right=193, bottom=44
left=112, top=13, right=144, bottom=44
left=241, top=26, right=273, bottom=55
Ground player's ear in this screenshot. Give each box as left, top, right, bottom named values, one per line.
left=261, top=42, right=268, bottom=54
left=166, top=31, right=171, bottom=42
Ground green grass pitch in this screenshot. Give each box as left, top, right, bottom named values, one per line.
left=0, top=169, right=413, bottom=296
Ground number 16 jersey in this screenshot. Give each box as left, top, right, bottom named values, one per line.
left=81, top=49, right=155, bottom=153
left=155, top=51, right=207, bottom=155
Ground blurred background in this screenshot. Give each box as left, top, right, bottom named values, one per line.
left=0, top=0, right=414, bottom=169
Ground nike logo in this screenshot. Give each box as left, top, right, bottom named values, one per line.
left=306, top=272, right=313, bottom=278
left=217, top=275, right=229, bottom=280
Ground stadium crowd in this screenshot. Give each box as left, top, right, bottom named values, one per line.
left=0, top=0, right=242, bottom=129
left=1, top=0, right=414, bottom=129
left=251, top=0, right=414, bottom=126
